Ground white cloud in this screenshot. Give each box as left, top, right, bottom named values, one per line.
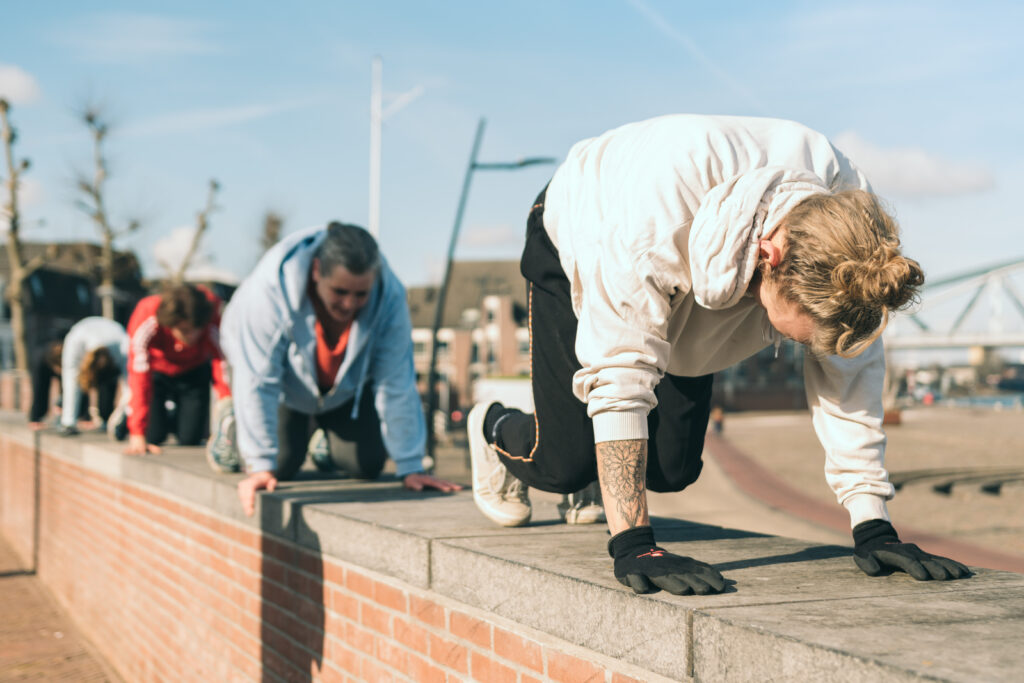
left=151, top=224, right=237, bottom=283
left=833, top=131, right=994, bottom=198
left=122, top=97, right=324, bottom=138
left=53, top=13, right=222, bottom=63
left=0, top=64, right=41, bottom=104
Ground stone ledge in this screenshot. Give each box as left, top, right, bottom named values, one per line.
left=8, top=413, right=1024, bottom=682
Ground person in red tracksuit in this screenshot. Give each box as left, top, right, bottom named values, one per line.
left=125, top=283, right=231, bottom=455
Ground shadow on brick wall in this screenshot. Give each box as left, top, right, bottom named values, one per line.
left=259, top=496, right=325, bottom=680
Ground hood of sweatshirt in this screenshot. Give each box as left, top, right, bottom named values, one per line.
left=687, top=166, right=829, bottom=311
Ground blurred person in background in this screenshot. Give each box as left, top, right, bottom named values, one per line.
left=120, top=283, right=230, bottom=455
left=217, top=221, right=461, bottom=516
left=54, top=316, right=127, bottom=436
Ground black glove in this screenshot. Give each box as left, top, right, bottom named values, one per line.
left=608, top=526, right=726, bottom=595
left=852, top=519, right=971, bottom=581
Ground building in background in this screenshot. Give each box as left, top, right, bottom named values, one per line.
left=0, top=241, right=146, bottom=369
left=407, top=260, right=529, bottom=420
left=406, top=259, right=810, bottom=423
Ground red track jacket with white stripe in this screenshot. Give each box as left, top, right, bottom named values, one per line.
left=126, top=286, right=230, bottom=437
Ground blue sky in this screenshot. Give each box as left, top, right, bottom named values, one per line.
left=2, top=0, right=1021, bottom=289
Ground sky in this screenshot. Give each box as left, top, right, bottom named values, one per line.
left=1, top=0, right=1022, bottom=295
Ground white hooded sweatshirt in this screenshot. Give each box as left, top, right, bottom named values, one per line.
left=542, top=114, right=893, bottom=526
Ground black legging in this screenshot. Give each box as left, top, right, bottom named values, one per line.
left=28, top=356, right=109, bottom=423
left=494, top=189, right=713, bottom=495
left=145, top=362, right=212, bottom=446
left=275, top=388, right=388, bottom=482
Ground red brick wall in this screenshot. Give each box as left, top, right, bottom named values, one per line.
left=1, top=432, right=653, bottom=683
left=0, top=370, right=32, bottom=414
left=0, top=433, right=36, bottom=564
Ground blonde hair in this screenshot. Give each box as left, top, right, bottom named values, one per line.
left=766, top=190, right=924, bottom=358
left=79, top=347, right=118, bottom=391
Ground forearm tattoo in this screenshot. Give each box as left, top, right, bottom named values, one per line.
left=596, top=439, right=648, bottom=528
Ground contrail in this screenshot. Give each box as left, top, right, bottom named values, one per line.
left=625, top=0, right=769, bottom=114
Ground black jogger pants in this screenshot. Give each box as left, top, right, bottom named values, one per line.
left=493, top=189, right=714, bottom=495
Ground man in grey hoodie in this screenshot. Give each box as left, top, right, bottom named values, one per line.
left=219, top=222, right=461, bottom=516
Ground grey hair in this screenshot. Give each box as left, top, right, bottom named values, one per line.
left=314, top=222, right=381, bottom=276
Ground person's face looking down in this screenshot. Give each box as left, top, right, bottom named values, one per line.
left=171, top=322, right=203, bottom=346
left=753, top=225, right=817, bottom=346
left=311, top=259, right=376, bottom=326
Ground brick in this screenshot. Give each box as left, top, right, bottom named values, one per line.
left=470, top=651, right=516, bottom=683
left=294, top=546, right=322, bottom=576
left=229, top=542, right=263, bottom=575
left=374, top=581, right=407, bottom=613
left=611, top=673, right=647, bottom=683
left=393, top=617, right=429, bottom=653
left=547, top=651, right=605, bottom=683
left=319, top=661, right=347, bottom=683
left=360, top=657, right=396, bottom=683
left=428, top=633, right=468, bottom=674
left=377, top=638, right=408, bottom=673
left=361, top=602, right=392, bottom=636
left=343, top=620, right=376, bottom=656
left=326, top=636, right=361, bottom=675
left=323, top=560, right=346, bottom=588
left=262, top=536, right=293, bottom=564
left=346, top=570, right=376, bottom=600
left=288, top=567, right=325, bottom=604
left=410, top=595, right=446, bottom=629
left=328, top=587, right=361, bottom=622
left=521, top=675, right=545, bottom=683
left=406, top=653, right=447, bottom=683
left=450, top=611, right=492, bottom=649
left=494, top=628, right=543, bottom=672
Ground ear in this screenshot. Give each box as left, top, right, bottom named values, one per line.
left=310, top=257, right=321, bottom=282
left=758, top=239, right=783, bottom=268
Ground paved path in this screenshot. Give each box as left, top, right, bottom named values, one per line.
left=0, top=535, right=119, bottom=682
left=715, top=407, right=1024, bottom=572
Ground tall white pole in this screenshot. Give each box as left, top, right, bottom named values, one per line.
left=369, top=56, right=382, bottom=238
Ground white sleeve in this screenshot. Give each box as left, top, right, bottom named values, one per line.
left=60, top=336, right=86, bottom=428
left=803, top=338, right=893, bottom=527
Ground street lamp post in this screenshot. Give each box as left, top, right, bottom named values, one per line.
left=425, top=117, right=556, bottom=459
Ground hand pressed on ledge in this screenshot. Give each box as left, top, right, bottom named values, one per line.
left=238, top=470, right=278, bottom=517
left=609, top=526, right=727, bottom=596
left=125, top=434, right=161, bottom=456
left=403, top=472, right=463, bottom=493
left=853, top=519, right=972, bottom=581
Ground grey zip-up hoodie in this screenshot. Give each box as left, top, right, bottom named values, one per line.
left=220, top=225, right=425, bottom=476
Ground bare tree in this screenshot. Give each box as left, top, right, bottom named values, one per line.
left=1, top=99, right=52, bottom=371
left=172, top=179, right=220, bottom=284
left=75, top=107, right=139, bottom=319
left=261, top=210, right=283, bottom=253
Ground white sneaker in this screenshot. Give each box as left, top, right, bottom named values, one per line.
left=557, top=480, right=605, bottom=525
left=205, top=397, right=241, bottom=473
left=308, top=429, right=333, bottom=472
left=467, top=402, right=531, bottom=527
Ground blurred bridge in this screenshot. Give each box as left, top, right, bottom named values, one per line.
left=885, top=256, right=1024, bottom=350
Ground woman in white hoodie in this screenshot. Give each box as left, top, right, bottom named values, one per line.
left=55, top=316, right=127, bottom=434
left=468, top=114, right=970, bottom=596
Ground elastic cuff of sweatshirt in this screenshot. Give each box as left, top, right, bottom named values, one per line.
left=395, top=458, right=425, bottom=479
left=843, top=493, right=890, bottom=528
left=245, top=457, right=276, bottom=474
left=592, top=409, right=649, bottom=444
